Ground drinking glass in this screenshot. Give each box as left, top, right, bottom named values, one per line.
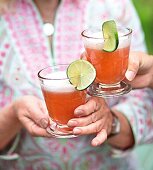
left=81, top=27, right=132, bottom=97
left=38, top=65, right=86, bottom=138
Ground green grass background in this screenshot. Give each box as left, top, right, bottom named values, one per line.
left=132, top=0, right=153, bottom=54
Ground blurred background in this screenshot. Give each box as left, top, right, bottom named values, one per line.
left=132, top=0, right=153, bottom=54
left=132, top=1, right=153, bottom=170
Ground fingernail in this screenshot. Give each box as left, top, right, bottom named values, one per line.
left=40, top=118, right=48, bottom=128
left=74, top=109, right=84, bottom=116
left=92, top=140, right=99, bottom=147
left=73, top=128, right=81, bottom=135
left=125, top=70, right=135, bottom=81
left=67, top=120, right=78, bottom=127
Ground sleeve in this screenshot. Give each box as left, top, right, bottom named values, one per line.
left=107, top=0, right=147, bottom=52
left=0, top=17, right=13, bottom=107
left=0, top=133, right=20, bottom=160
left=113, top=88, right=153, bottom=146
left=0, top=17, right=20, bottom=160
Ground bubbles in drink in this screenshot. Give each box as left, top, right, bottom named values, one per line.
left=83, top=28, right=130, bottom=50
left=42, top=71, right=75, bottom=92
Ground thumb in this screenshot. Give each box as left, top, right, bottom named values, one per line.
left=37, top=101, right=49, bottom=129
left=39, top=117, right=49, bottom=129
left=125, top=70, right=136, bottom=81
left=125, top=53, right=139, bottom=81
left=40, top=102, right=49, bottom=128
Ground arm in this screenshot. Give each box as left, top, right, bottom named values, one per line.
left=107, top=110, right=134, bottom=150
left=68, top=87, right=153, bottom=149
left=111, top=88, right=153, bottom=146
left=68, top=0, right=152, bottom=149
left=107, top=0, right=153, bottom=148
left=0, top=15, right=50, bottom=151
left=0, top=95, right=50, bottom=151
left=0, top=103, right=21, bottom=150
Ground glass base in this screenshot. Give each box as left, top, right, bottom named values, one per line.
left=87, top=81, right=132, bottom=98
left=46, top=121, right=77, bottom=138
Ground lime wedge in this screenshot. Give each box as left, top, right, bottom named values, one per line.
left=102, top=20, right=119, bottom=52
left=67, top=59, right=96, bottom=90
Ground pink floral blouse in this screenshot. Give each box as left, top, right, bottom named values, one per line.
left=0, top=0, right=153, bottom=170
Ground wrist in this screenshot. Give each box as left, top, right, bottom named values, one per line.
left=0, top=102, right=21, bottom=150
left=108, top=110, right=121, bottom=137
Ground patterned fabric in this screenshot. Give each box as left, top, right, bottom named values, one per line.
left=0, top=0, right=153, bottom=169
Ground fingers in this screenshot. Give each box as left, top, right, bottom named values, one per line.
left=72, top=119, right=105, bottom=135
left=14, top=96, right=52, bottom=137
left=30, top=124, right=50, bottom=137
left=71, top=115, right=108, bottom=146
left=68, top=110, right=103, bottom=127
left=19, top=116, right=51, bottom=137
left=91, top=129, right=107, bottom=147
left=68, top=97, right=103, bottom=127
left=71, top=114, right=111, bottom=136
left=74, top=97, right=101, bottom=117
left=25, top=101, right=49, bottom=129
left=15, top=96, right=49, bottom=129
left=69, top=96, right=110, bottom=146
left=126, top=74, right=151, bottom=89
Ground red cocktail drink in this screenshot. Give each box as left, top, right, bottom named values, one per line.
left=85, top=46, right=130, bottom=84
left=82, top=27, right=132, bottom=97
left=38, top=65, right=86, bottom=138
left=42, top=88, right=86, bottom=125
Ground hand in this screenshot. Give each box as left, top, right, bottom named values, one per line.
left=67, top=97, right=113, bottom=147
left=125, top=51, right=153, bottom=89
left=13, top=95, right=50, bottom=137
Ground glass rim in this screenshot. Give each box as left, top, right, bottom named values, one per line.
left=81, top=26, right=132, bottom=40
left=38, top=65, right=70, bottom=81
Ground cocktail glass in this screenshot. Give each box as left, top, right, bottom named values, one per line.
left=81, top=26, right=132, bottom=97
left=38, top=65, right=86, bottom=138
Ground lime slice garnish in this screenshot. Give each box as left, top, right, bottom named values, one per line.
left=67, top=59, right=96, bottom=90
left=102, top=20, right=119, bottom=52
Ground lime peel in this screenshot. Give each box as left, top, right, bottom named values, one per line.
left=102, top=20, right=119, bottom=52
left=67, top=59, right=96, bottom=90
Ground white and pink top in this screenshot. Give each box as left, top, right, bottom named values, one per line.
left=0, top=0, right=153, bottom=170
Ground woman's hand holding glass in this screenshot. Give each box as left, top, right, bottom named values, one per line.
left=67, top=97, right=113, bottom=146
left=13, top=95, right=50, bottom=137
left=125, top=51, right=153, bottom=89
